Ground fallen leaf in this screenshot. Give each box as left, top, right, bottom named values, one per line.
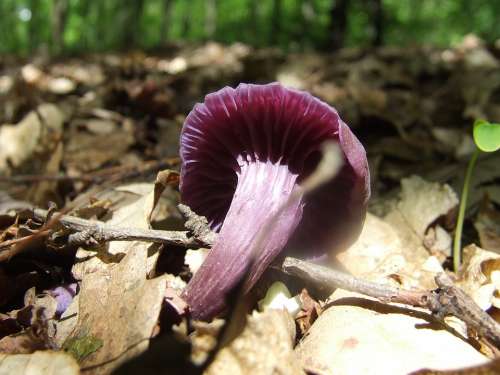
left=0, top=351, right=79, bottom=375
left=67, top=246, right=166, bottom=374
left=458, top=244, right=500, bottom=311
left=46, top=77, right=76, bottom=95
left=337, top=213, right=404, bottom=277
left=392, top=175, right=458, bottom=238
left=189, top=319, right=224, bottom=366
left=147, top=169, right=179, bottom=223
left=296, top=289, right=488, bottom=375
left=206, top=309, right=304, bottom=375
left=474, top=195, right=500, bottom=253
left=0, top=104, right=64, bottom=175
left=67, top=184, right=167, bottom=374
left=64, top=118, right=134, bottom=173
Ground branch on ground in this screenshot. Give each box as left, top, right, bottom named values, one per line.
left=281, top=256, right=500, bottom=350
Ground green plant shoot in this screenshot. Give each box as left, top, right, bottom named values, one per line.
left=453, top=120, right=500, bottom=271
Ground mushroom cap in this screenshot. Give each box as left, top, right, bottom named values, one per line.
left=180, top=82, right=370, bottom=256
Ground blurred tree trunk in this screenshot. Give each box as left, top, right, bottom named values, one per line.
left=121, top=0, right=145, bottom=49
left=78, top=0, right=92, bottom=50
left=248, top=0, right=260, bottom=45
left=181, top=3, right=191, bottom=38
left=51, top=0, right=68, bottom=54
left=28, top=0, right=40, bottom=52
left=300, top=0, right=317, bottom=46
left=95, top=1, right=107, bottom=50
left=0, top=2, right=14, bottom=52
left=160, top=0, right=174, bottom=44
left=205, top=0, right=217, bottom=40
left=270, top=0, right=282, bottom=45
left=369, top=0, right=383, bottom=46
left=329, top=0, right=349, bottom=51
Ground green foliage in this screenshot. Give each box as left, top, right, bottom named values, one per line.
left=0, top=0, right=500, bottom=55
left=473, top=120, right=500, bottom=153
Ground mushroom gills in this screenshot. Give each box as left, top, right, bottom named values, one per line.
left=182, top=159, right=304, bottom=320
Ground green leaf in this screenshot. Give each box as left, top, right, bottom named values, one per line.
left=473, top=119, right=500, bottom=152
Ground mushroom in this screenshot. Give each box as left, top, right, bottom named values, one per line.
left=180, top=83, right=370, bottom=320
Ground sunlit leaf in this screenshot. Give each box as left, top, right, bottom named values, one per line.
left=473, top=119, right=500, bottom=152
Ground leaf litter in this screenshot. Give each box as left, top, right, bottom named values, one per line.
left=1, top=35, right=500, bottom=374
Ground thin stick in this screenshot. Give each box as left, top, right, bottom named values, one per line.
left=282, top=256, right=500, bottom=349
left=28, top=208, right=213, bottom=248
left=0, top=207, right=214, bottom=262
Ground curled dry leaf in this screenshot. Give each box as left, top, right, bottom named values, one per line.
left=295, top=289, right=322, bottom=336
left=459, top=244, right=500, bottom=311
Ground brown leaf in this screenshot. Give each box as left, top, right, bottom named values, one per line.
left=295, top=289, right=322, bottom=336
left=67, top=184, right=166, bottom=374
left=474, top=195, right=500, bottom=253
left=147, top=169, right=179, bottom=223
left=0, top=104, right=64, bottom=175
left=0, top=351, right=79, bottom=375
left=296, top=290, right=488, bottom=375
left=206, top=309, right=304, bottom=375
left=67, top=246, right=166, bottom=373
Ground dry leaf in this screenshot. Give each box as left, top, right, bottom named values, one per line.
left=337, top=213, right=404, bottom=277
left=67, top=246, right=166, bottom=374
left=188, top=319, right=225, bottom=366
left=296, top=289, right=488, bottom=375
left=0, top=351, right=79, bottom=375
left=147, top=169, right=179, bottom=223
left=206, top=309, right=304, bottom=375
left=474, top=195, right=500, bottom=253
left=0, top=104, right=64, bottom=175
left=392, top=175, right=458, bottom=238
left=459, top=244, right=500, bottom=311
left=65, top=184, right=167, bottom=374
left=64, top=118, right=134, bottom=173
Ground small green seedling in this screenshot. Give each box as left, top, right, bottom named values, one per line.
left=453, top=120, right=500, bottom=271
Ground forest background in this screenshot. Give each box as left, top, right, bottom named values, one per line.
left=2, top=0, right=500, bottom=56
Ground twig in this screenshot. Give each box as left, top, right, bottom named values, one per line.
left=178, top=204, right=217, bottom=247
left=25, top=208, right=214, bottom=248
left=281, top=256, right=500, bottom=349
left=0, top=207, right=215, bottom=261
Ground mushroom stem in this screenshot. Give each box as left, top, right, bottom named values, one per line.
left=182, top=160, right=304, bottom=320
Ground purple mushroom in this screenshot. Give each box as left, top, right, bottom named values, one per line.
left=180, top=83, right=370, bottom=320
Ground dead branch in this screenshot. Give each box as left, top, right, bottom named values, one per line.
left=178, top=204, right=217, bottom=246
left=281, top=256, right=500, bottom=349
left=0, top=206, right=216, bottom=262
left=27, top=207, right=215, bottom=248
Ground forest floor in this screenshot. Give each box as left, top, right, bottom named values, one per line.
left=1, top=34, right=500, bottom=374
